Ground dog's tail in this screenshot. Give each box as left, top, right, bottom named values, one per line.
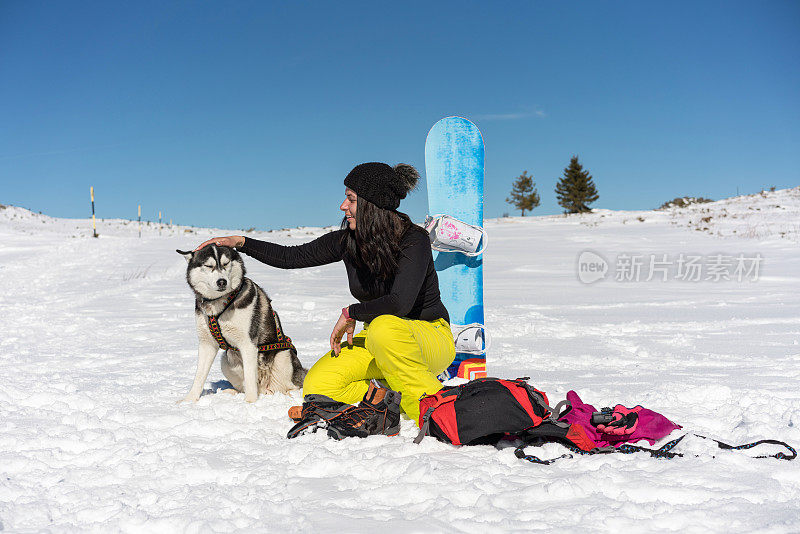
left=291, top=352, right=308, bottom=388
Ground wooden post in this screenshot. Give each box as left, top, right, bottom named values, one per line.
left=90, top=186, right=98, bottom=238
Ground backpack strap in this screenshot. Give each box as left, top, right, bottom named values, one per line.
left=612, top=435, right=686, bottom=459
left=509, top=378, right=571, bottom=428
left=513, top=451, right=575, bottom=465
left=414, top=388, right=459, bottom=444
left=696, top=435, right=796, bottom=461
left=515, top=433, right=797, bottom=464
left=545, top=400, right=571, bottom=426
left=613, top=434, right=796, bottom=460
left=413, top=408, right=435, bottom=445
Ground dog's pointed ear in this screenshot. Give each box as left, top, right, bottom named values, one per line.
left=176, top=249, right=194, bottom=262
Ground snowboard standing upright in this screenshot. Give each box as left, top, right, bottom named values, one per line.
left=425, top=116, right=487, bottom=380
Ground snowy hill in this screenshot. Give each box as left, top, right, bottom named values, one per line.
left=1, top=188, right=799, bottom=532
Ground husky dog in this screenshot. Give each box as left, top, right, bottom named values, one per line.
left=177, top=245, right=306, bottom=403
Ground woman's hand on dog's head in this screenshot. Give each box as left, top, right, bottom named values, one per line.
left=194, top=235, right=246, bottom=251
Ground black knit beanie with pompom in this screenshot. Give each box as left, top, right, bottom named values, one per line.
left=343, top=162, right=419, bottom=210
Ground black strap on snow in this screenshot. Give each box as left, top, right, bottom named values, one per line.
left=613, top=435, right=687, bottom=459
left=697, top=435, right=797, bottom=461
left=515, top=433, right=796, bottom=465
left=513, top=450, right=575, bottom=465
left=413, top=408, right=434, bottom=445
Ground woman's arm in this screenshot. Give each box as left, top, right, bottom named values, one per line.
left=238, top=230, right=346, bottom=269
left=194, top=231, right=345, bottom=269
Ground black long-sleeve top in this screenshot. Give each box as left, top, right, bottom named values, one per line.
left=238, top=228, right=450, bottom=324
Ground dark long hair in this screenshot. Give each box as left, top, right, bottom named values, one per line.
left=340, top=198, right=424, bottom=294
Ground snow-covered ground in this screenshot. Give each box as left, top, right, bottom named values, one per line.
left=1, top=188, right=799, bottom=533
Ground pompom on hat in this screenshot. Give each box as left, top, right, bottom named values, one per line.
left=344, top=162, right=419, bottom=210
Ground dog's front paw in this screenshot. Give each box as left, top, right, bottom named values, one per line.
left=177, top=394, right=200, bottom=404
left=244, top=393, right=258, bottom=403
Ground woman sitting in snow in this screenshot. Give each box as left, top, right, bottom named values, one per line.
left=195, top=162, right=455, bottom=439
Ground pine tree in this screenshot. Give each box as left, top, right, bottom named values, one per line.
left=555, top=156, right=599, bottom=214
left=506, top=171, right=541, bottom=216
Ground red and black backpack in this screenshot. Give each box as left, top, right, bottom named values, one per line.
left=414, top=377, right=597, bottom=452
left=414, top=377, right=797, bottom=464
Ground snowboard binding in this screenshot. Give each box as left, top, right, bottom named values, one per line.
left=451, top=323, right=491, bottom=355
left=424, top=214, right=487, bottom=257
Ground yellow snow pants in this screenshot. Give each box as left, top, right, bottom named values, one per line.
left=302, top=315, right=456, bottom=424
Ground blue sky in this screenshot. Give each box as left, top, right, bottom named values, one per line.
left=1, top=1, right=798, bottom=230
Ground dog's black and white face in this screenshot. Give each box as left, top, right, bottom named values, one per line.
left=177, top=245, right=245, bottom=300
